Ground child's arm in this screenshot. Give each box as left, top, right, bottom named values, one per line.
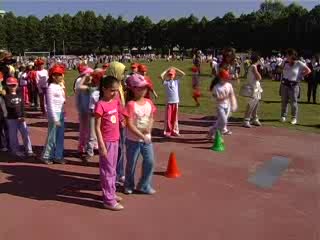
left=0, top=97, right=7, bottom=118
left=95, top=116, right=107, bottom=158
left=171, top=67, right=186, bottom=77
left=160, top=67, right=173, bottom=80
left=78, top=75, right=90, bottom=91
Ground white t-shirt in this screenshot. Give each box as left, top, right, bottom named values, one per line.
left=213, top=82, right=234, bottom=108
left=282, top=60, right=307, bottom=82
left=89, top=88, right=100, bottom=111
left=47, top=83, right=65, bottom=122
left=74, top=77, right=82, bottom=91
left=247, top=65, right=263, bottom=99
left=19, top=72, right=28, bottom=86
left=36, top=69, right=49, bottom=88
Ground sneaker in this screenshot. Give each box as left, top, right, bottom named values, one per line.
left=42, top=158, right=53, bottom=165
left=290, top=118, right=297, bottom=125
left=124, top=188, right=133, bottom=195
left=243, top=121, right=252, bottom=128
left=115, top=195, right=123, bottom=202
left=53, top=159, right=66, bottom=164
left=138, top=188, right=156, bottom=195
left=171, top=132, right=181, bottom=137
left=280, top=117, right=286, bottom=123
left=206, top=133, right=214, bottom=140
left=103, top=203, right=124, bottom=211
left=222, top=130, right=232, bottom=135
left=252, top=119, right=262, bottom=127
left=27, top=152, right=36, bottom=157
left=119, top=176, right=125, bottom=183
left=16, top=152, right=25, bottom=158
left=0, top=147, right=8, bottom=152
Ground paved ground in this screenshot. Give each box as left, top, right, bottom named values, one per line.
left=0, top=97, right=319, bottom=240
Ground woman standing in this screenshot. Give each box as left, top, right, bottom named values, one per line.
left=280, top=49, right=311, bottom=125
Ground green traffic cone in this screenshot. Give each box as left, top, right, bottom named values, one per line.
left=211, top=130, right=225, bottom=152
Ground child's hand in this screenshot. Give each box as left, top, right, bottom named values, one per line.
left=120, top=120, right=126, bottom=128
left=143, top=134, right=152, bottom=144
left=55, top=121, right=61, bottom=127
left=100, top=147, right=108, bottom=158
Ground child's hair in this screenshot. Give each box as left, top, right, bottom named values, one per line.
left=251, top=54, right=260, bottom=64
left=99, top=75, right=119, bottom=100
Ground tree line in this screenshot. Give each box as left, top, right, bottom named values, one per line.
left=0, top=0, right=320, bottom=56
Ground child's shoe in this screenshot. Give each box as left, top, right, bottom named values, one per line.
left=41, top=158, right=53, bottom=165
left=171, top=132, right=181, bottom=137
left=103, top=203, right=124, bottom=211
left=280, top=117, right=286, bottom=123
left=252, top=119, right=262, bottom=127
left=222, top=130, right=232, bottom=135
left=0, top=147, right=8, bottom=152
left=290, top=118, right=297, bottom=125
left=124, top=188, right=133, bottom=195
left=243, top=121, right=252, bottom=128
left=53, top=159, right=66, bottom=164
left=15, top=152, right=25, bottom=158
left=115, top=195, right=123, bottom=202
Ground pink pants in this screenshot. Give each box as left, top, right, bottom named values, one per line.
left=21, top=86, right=29, bottom=105
left=78, top=113, right=90, bottom=153
left=164, top=103, right=179, bottom=136
left=100, top=141, right=119, bottom=206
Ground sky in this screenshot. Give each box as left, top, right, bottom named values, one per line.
left=1, top=0, right=319, bottom=22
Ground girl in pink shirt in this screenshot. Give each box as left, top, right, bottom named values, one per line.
left=95, top=76, right=125, bottom=211
left=123, top=74, right=156, bottom=195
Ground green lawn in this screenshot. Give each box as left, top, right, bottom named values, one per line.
left=64, top=60, right=320, bottom=133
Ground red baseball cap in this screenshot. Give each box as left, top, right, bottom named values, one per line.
left=50, top=64, right=65, bottom=76
left=219, top=69, right=230, bottom=80
left=167, top=68, right=176, bottom=76
left=131, top=63, right=139, bottom=69
left=138, top=64, right=148, bottom=73
left=35, top=59, right=45, bottom=66
left=6, top=77, right=18, bottom=85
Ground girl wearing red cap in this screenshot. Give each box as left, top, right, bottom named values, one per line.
left=42, top=64, right=66, bottom=164
left=35, top=58, right=49, bottom=116
left=208, top=69, right=237, bottom=138
left=191, top=65, right=201, bottom=107
left=160, top=67, right=185, bottom=137
left=138, top=64, right=158, bottom=100
left=4, top=77, right=34, bottom=158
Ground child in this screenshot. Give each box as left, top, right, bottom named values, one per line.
left=35, top=59, right=49, bottom=116
left=95, top=76, right=124, bottom=211
left=138, top=64, right=158, bottom=100
left=191, top=65, right=201, bottom=107
left=243, top=55, right=263, bottom=128
left=123, top=74, right=156, bottom=195
left=160, top=67, right=185, bottom=137
left=18, top=65, right=30, bottom=105
left=4, top=77, right=34, bottom=157
left=42, top=64, right=66, bottom=164
left=0, top=73, right=8, bottom=152
left=78, top=68, right=103, bottom=162
left=208, top=69, right=237, bottom=138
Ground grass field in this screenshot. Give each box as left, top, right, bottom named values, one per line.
left=64, top=60, right=320, bottom=133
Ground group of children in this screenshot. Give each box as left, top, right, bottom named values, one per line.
left=0, top=48, right=265, bottom=210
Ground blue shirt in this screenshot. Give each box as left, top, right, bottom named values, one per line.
left=163, top=79, right=179, bottom=104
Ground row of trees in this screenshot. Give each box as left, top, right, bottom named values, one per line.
left=1, top=0, right=320, bottom=55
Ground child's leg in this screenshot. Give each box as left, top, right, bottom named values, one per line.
left=251, top=99, right=260, bottom=121
left=55, top=112, right=65, bottom=160
left=116, top=127, right=126, bottom=180
left=164, top=104, right=173, bottom=136
left=0, top=117, right=8, bottom=149
left=42, top=120, right=57, bottom=160
left=17, top=121, right=33, bottom=154
left=78, top=113, right=90, bottom=154
left=281, top=85, right=289, bottom=118
left=124, top=140, right=141, bottom=191
left=6, top=119, right=19, bottom=154
left=243, top=98, right=258, bottom=123
left=171, top=103, right=179, bottom=135
left=87, top=115, right=98, bottom=156
left=137, top=142, right=155, bottom=193
left=100, top=141, right=119, bottom=206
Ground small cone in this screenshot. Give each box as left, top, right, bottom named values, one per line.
left=165, top=152, right=181, bottom=178
left=211, top=130, right=225, bottom=152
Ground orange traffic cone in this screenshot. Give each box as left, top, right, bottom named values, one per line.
left=165, top=152, right=181, bottom=178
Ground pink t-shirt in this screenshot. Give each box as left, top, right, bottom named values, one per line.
left=124, top=99, right=156, bottom=142
left=95, top=99, right=122, bottom=142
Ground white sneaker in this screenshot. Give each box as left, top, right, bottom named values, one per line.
left=243, top=121, right=252, bottom=128
left=290, top=118, right=297, bottom=125
left=0, top=147, right=8, bottom=152
left=16, top=152, right=25, bottom=157
left=252, top=119, right=262, bottom=127
left=280, top=117, right=286, bottom=123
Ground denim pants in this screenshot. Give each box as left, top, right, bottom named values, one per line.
left=125, top=139, right=155, bottom=192
left=116, top=127, right=126, bottom=179
left=6, top=119, right=33, bottom=154
left=39, top=87, right=47, bottom=114
left=281, top=84, right=299, bottom=119
left=0, top=115, right=8, bottom=149
left=100, top=141, right=119, bottom=206
left=42, top=112, right=64, bottom=160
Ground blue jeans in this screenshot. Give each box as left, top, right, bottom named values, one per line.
left=6, top=119, right=33, bottom=154
left=125, top=139, right=155, bottom=193
left=116, top=127, right=126, bottom=179
left=42, top=112, right=64, bottom=160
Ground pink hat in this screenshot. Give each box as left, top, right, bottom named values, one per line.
left=82, top=67, right=94, bottom=75
left=127, top=74, right=149, bottom=88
